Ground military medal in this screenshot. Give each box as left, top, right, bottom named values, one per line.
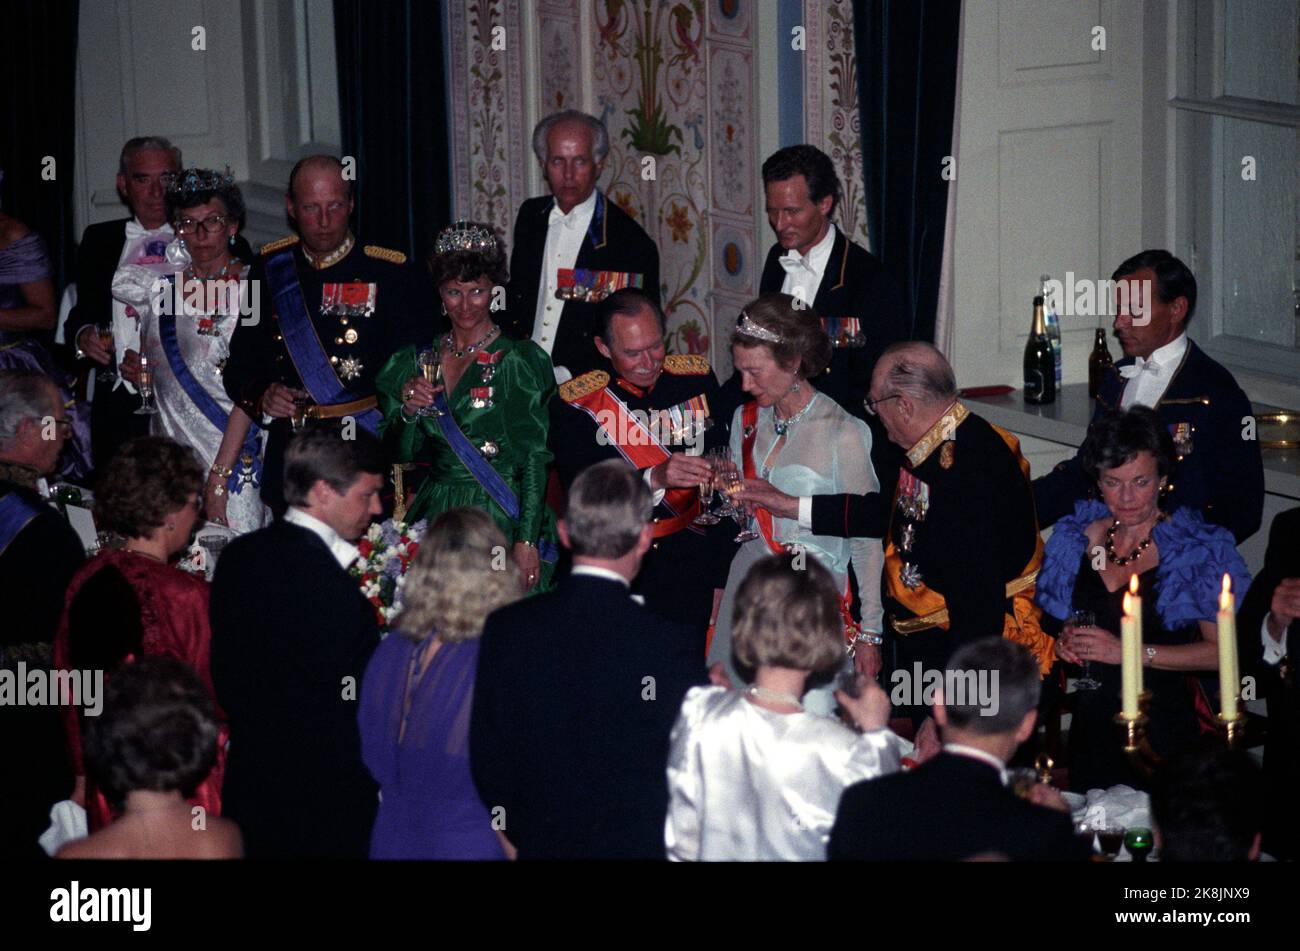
left=1170, top=421, right=1193, bottom=456
left=555, top=267, right=643, bottom=302
left=321, top=282, right=378, bottom=317
left=469, top=386, right=494, bottom=409
left=940, top=441, right=955, bottom=469
left=479, top=440, right=499, bottom=458
left=337, top=356, right=363, bottom=381
left=900, top=522, right=916, bottom=553
left=821, top=317, right=865, bottom=349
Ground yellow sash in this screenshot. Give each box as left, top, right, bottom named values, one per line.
left=884, top=424, right=1055, bottom=676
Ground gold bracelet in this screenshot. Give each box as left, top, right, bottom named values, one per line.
left=210, top=463, right=234, bottom=479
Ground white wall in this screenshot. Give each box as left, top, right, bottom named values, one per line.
left=948, top=0, right=1160, bottom=390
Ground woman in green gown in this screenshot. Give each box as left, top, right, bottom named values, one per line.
left=376, top=222, right=558, bottom=592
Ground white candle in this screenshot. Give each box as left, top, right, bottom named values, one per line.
left=1218, top=574, right=1239, bottom=720
left=1120, top=577, right=1141, bottom=719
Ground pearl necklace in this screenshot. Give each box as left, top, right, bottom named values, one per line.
left=1105, top=512, right=1166, bottom=567
left=443, top=325, right=499, bottom=359
left=773, top=394, right=816, bottom=436
left=747, top=685, right=804, bottom=709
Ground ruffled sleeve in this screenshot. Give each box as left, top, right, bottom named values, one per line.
left=1153, top=507, right=1252, bottom=630
left=1034, top=498, right=1110, bottom=621
left=498, top=340, right=556, bottom=546
left=374, top=345, right=423, bottom=460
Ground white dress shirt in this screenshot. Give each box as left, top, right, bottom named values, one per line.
left=1261, top=619, right=1289, bottom=665
left=778, top=222, right=836, bottom=310
left=1119, top=333, right=1188, bottom=410
left=532, top=190, right=598, bottom=365
left=284, top=507, right=360, bottom=570
left=111, top=217, right=176, bottom=395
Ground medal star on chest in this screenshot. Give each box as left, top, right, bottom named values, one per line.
left=336, top=356, right=364, bottom=381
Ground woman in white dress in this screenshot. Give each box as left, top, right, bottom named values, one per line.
left=666, top=552, right=901, bottom=861
left=114, top=169, right=268, bottom=534
left=706, top=294, right=884, bottom=715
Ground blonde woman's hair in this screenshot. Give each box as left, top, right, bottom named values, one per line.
left=732, top=552, right=844, bottom=673
left=395, top=508, right=520, bottom=642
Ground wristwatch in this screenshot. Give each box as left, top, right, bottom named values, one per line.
left=1145, top=645, right=1157, bottom=666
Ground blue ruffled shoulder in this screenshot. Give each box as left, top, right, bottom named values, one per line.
left=1035, top=499, right=1110, bottom=621
left=1153, top=507, right=1252, bottom=629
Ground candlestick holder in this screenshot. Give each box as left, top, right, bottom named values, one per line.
left=1216, top=710, right=1247, bottom=749
left=1114, top=691, right=1160, bottom=778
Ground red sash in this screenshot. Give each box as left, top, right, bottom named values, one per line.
left=569, top=383, right=698, bottom=528
left=741, top=401, right=859, bottom=645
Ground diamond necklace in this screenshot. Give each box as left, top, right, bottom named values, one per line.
left=443, top=325, right=499, bottom=359
left=773, top=393, right=816, bottom=436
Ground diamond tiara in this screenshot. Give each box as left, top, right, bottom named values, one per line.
left=736, top=310, right=783, bottom=344
left=434, top=221, right=499, bottom=256
left=163, top=167, right=235, bottom=197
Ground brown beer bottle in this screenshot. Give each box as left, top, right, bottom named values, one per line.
left=1088, top=328, right=1114, bottom=399
left=1023, top=295, right=1055, bottom=404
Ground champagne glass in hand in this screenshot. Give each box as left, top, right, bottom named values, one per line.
left=133, top=355, right=158, bottom=415
left=96, top=324, right=117, bottom=383
left=1068, top=609, right=1100, bottom=690
left=692, top=455, right=720, bottom=525
left=719, top=463, right=758, bottom=543
left=417, top=347, right=443, bottom=417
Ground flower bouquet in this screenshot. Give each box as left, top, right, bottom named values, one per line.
left=350, top=518, right=427, bottom=634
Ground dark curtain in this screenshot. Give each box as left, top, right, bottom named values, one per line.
left=854, top=0, right=961, bottom=344
left=1, top=1, right=80, bottom=292
left=333, top=0, right=450, bottom=267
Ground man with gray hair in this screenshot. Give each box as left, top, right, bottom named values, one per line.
left=504, top=110, right=661, bottom=380
left=471, top=459, right=705, bottom=859
left=738, top=342, right=1051, bottom=720
left=830, top=638, right=1085, bottom=861
left=0, top=370, right=84, bottom=855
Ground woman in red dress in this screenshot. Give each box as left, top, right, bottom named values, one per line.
left=54, top=436, right=227, bottom=831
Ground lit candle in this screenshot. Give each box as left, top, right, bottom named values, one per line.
left=1218, top=574, right=1239, bottom=720
left=1120, top=575, right=1141, bottom=719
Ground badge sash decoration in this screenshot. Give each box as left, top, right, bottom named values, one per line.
left=566, top=378, right=700, bottom=535
left=882, top=409, right=1055, bottom=675
left=555, top=268, right=644, bottom=302
left=0, top=492, right=43, bottom=558
left=427, top=390, right=557, bottom=564
left=157, top=303, right=262, bottom=494
left=264, top=251, right=382, bottom=433
left=821, top=317, right=865, bottom=349
left=740, top=401, right=860, bottom=648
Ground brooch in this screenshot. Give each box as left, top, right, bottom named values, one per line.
left=479, top=441, right=499, bottom=458
left=337, top=356, right=364, bottom=381
left=900, top=562, right=923, bottom=590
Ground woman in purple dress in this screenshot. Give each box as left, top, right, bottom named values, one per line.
left=0, top=204, right=92, bottom=479
left=358, top=506, right=521, bottom=859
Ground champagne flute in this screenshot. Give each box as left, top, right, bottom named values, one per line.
left=417, top=347, right=443, bottom=417
left=134, top=354, right=158, bottom=415
left=96, top=323, right=117, bottom=384
left=708, top=447, right=736, bottom=517
left=692, top=453, right=720, bottom=525
left=1068, top=608, right=1101, bottom=691
left=720, top=463, right=758, bottom=543
left=290, top=393, right=313, bottom=431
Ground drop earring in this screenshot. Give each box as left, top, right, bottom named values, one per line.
left=228, top=234, right=236, bottom=249
left=789, top=380, right=801, bottom=393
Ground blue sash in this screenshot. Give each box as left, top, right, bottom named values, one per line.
left=429, top=392, right=558, bottom=563
left=158, top=304, right=262, bottom=494
left=264, top=251, right=382, bottom=433
left=0, top=492, right=43, bottom=558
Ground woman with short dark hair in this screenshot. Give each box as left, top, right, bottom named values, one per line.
left=666, top=553, right=900, bottom=860
left=1035, top=406, right=1251, bottom=790
left=54, top=436, right=228, bottom=831
left=57, top=656, right=241, bottom=858
left=376, top=221, right=559, bottom=593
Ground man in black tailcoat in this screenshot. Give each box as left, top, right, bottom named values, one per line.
left=503, top=110, right=660, bottom=381
left=222, top=155, right=426, bottom=515
left=1033, top=250, right=1263, bottom=544
left=210, top=428, right=384, bottom=858
left=1237, top=506, right=1300, bottom=859
left=548, top=289, right=733, bottom=645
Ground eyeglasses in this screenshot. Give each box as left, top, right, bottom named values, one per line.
left=863, top=394, right=901, bottom=416
left=175, top=214, right=230, bottom=235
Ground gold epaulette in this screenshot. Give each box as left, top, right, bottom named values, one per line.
left=364, top=245, right=407, bottom=265
left=260, top=234, right=299, bottom=255
left=663, top=353, right=710, bottom=375
left=560, top=370, right=610, bottom=403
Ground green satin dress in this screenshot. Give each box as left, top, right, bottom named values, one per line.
left=376, top=336, right=559, bottom=592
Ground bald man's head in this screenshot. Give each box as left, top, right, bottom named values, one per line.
left=285, top=155, right=355, bottom=255
left=874, top=342, right=957, bottom=408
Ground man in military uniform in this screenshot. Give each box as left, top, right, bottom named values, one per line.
left=223, top=155, right=427, bottom=514
left=504, top=110, right=661, bottom=381
left=549, top=289, right=733, bottom=643
left=1034, top=250, right=1264, bottom=544
left=738, top=342, right=1053, bottom=720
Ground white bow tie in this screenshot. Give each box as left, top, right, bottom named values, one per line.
left=124, top=220, right=173, bottom=241
left=549, top=206, right=580, bottom=230
left=779, top=254, right=814, bottom=275
left=1118, top=356, right=1163, bottom=380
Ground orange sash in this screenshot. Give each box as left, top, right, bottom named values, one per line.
left=569, top=382, right=699, bottom=531
left=883, top=424, right=1055, bottom=675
